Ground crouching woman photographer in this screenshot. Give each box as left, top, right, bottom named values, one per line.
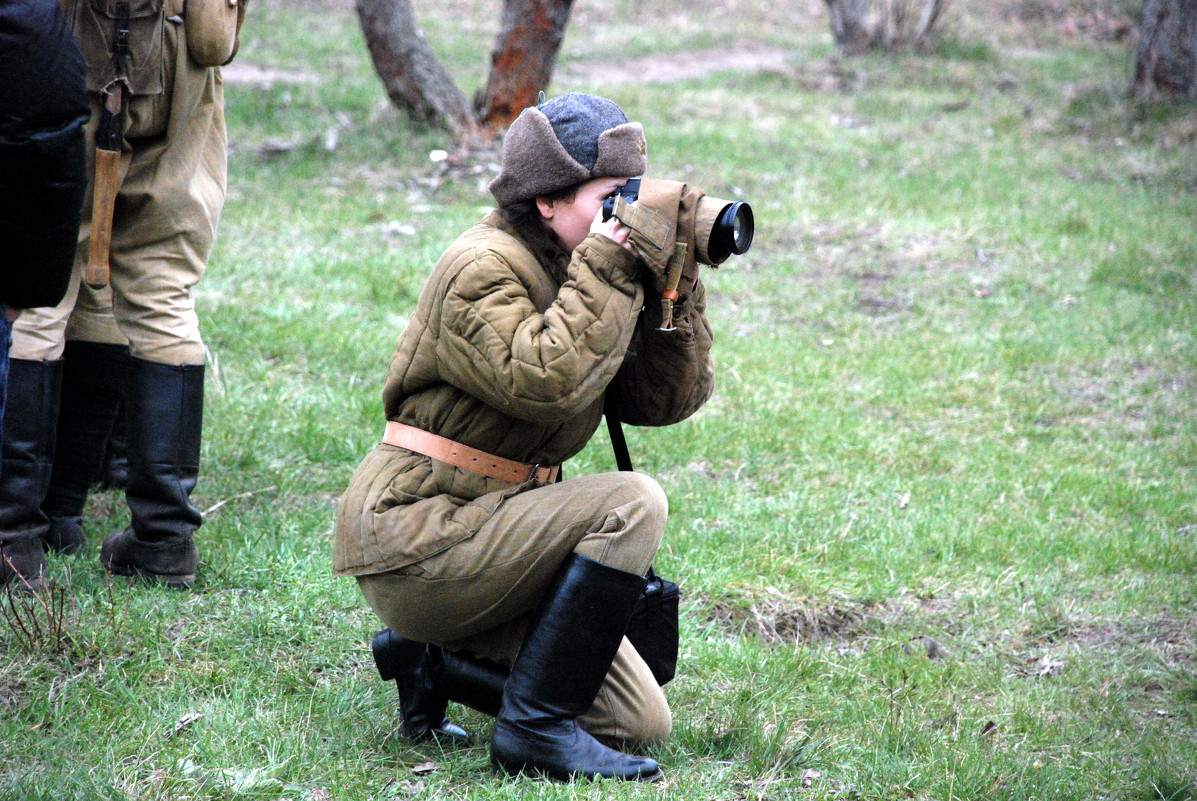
left=333, top=93, right=714, bottom=782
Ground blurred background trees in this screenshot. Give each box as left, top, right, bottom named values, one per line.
left=1131, top=0, right=1197, bottom=102
left=355, top=0, right=574, bottom=141
left=355, top=0, right=1193, bottom=140
left=822, top=0, right=950, bottom=54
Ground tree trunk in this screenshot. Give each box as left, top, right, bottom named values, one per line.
left=476, top=0, right=574, bottom=131
left=914, top=0, right=947, bottom=41
left=1132, top=0, right=1197, bottom=102
left=824, top=0, right=949, bottom=53
left=824, top=0, right=873, bottom=54
left=355, top=0, right=480, bottom=140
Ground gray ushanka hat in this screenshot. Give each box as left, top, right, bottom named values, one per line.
left=489, top=93, right=648, bottom=206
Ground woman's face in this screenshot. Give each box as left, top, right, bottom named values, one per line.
left=538, top=176, right=630, bottom=252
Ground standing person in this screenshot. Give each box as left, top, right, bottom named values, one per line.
left=0, top=0, right=89, bottom=589
left=0, top=0, right=246, bottom=590
left=335, top=93, right=715, bottom=782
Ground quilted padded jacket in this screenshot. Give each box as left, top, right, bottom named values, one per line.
left=334, top=210, right=714, bottom=576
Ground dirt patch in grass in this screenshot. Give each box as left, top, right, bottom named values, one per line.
left=0, top=675, right=26, bottom=713
left=1065, top=613, right=1196, bottom=667
left=1036, top=361, right=1197, bottom=433
left=763, top=221, right=991, bottom=283
left=1001, top=1, right=1136, bottom=41
left=559, top=45, right=791, bottom=87
left=704, top=593, right=884, bottom=644
left=222, top=64, right=322, bottom=88
left=254, top=0, right=353, bottom=9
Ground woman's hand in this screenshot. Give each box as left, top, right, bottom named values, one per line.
left=589, top=209, right=633, bottom=252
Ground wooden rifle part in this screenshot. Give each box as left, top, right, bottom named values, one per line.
left=86, top=3, right=131, bottom=289
left=85, top=86, right=124, bottom=289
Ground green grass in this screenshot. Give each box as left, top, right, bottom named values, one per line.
left=4, top=1, right=1196, bottom=799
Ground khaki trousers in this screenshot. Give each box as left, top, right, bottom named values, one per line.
left=12, top=6, right=225, bottom=366
left=358, top=470, right=672, bottom=743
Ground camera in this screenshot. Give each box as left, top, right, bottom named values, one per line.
left=603, top=177, right=754, bottom=265
left=602, top=178, right=642, bottom=223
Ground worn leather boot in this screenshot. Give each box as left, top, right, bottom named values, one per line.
left=371, top=629, right=508, bottom=743
left=439, top=646, right=507, bottom=719
left=96, top=402, right=128, bottom=491
left=100, top=359, right=203, bottom=589
left=490, top=553, right=662, bottom=782
left=0, top=532, right=49, bottom=591
left=41, top=341, right=131, bottom=554
left=0, top=359, right=62, bottom=588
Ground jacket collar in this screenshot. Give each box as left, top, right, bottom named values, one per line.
left=488, top=209, right=571, bottom=285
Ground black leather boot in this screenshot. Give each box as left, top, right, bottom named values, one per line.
left=0, top=359, right=62, bottom=588
left=41, top=341, right=131, bottom=554
left=100, top=359, right=203, bottom=589
left=490, top=553, right=662, bottom=782
left=440, top=646, right=507, bottom=719
left=371, top=629, right=508, bottom=743
left=0, top=532, right=49, bottom=591
left=96, top=400, right=128, bottom=491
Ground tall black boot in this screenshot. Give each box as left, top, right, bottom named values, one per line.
left=100, top=358, right=203, bottom=589
left=41, top=341, right=131, bottom=554
left=490, top=553, right=662, bottom=782
left=372, top=630, right=507, bottom=743
left=371, top=629, right=508, bottom=742
left=440, top=647, right=507, bottom=719
left=0, top=359, right=62, bottom=589
left=96, top=399, right=128, bottom=491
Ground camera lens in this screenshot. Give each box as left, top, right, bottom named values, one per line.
left=724, top=202, right=753, bottom=254
left=706, top=201, right=754, bottom=264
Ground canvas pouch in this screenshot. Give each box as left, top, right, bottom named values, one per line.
left=76, top=0, right=165, bottom=95
left=184, top=0, right=245, bottom=67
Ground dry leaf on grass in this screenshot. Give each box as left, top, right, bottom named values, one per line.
left=164, top=712, right=203, bottom=740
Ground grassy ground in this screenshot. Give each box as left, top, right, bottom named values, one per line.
left=4, top=1, right=1196, bottom=799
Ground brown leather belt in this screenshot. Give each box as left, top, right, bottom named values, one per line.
left=383, top=421, right=559, bottom=485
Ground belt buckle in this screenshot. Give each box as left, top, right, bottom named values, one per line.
left=528, top=463, right=543, bottom=483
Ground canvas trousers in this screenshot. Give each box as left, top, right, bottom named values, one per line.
left=11, top=0, right=226, bottom=367
left=357, top=470, right=672, bottom=743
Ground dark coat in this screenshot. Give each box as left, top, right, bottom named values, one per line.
left=0, top=0, right=88, bottom=310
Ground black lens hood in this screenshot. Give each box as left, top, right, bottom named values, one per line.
left=707, top=201, right=754, bottom=264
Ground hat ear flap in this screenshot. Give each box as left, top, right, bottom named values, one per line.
left=593, top=122, right=648, bottom=179
left=489, top=108, right=590, bottom=206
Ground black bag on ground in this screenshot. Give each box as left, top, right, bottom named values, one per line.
left=626, top=566, right=679, bottom=686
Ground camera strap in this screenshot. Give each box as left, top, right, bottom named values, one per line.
left=603, top=393, right=634, bottom=473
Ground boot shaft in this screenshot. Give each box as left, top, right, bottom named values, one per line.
left=0, top=531, right=47, bottom=590
left=504, top=553, right=646, bottom=717
left=490, top=553, right=660, bottom=782
left=0, top=359, right=62, bottom=535
left=42, top=341, right=131, bottom=518
left=123, top=358, right=204, bottom=541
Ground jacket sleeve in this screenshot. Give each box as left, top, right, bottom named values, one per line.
left=434, top=234, right=647, bottom=424
left=606, top=277, right=715, bottom=427
left=0, top=0, right=88, bottom=310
